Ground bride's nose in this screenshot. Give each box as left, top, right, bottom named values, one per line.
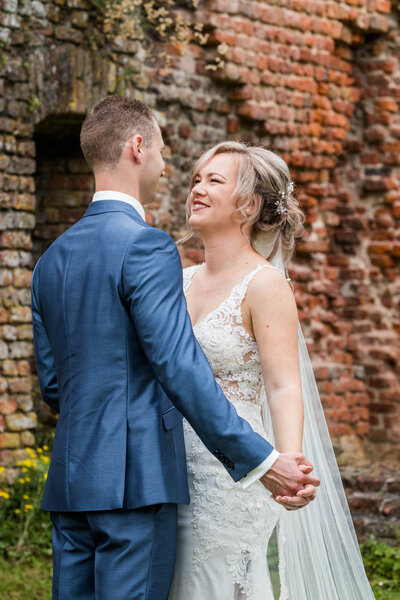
left=191, top=182, right=206, bottom=196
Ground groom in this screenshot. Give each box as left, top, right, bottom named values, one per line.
left=31, top=96, right=319, bottom=600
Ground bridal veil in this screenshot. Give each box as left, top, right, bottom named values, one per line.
left=255, top=236, right=375, bottom=600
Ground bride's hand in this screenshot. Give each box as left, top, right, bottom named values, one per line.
left=272, top=483, right=317, bottom=510
left=260, top=452, right=320, bottom=499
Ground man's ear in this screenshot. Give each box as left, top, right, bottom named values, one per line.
left=130, top=135, right=144, bottom=163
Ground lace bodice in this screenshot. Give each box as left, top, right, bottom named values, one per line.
left=184, top=263, right=287, bottom=434
left=175, top=263, right=288, bottom=598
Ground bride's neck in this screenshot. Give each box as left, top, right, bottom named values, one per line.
left=200, top=229, right=255, bottom=276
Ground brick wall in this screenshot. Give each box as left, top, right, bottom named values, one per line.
left=0, top=0, right=398, bottom=537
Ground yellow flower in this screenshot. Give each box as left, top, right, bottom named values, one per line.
left=23, top=494, right=29, bottom=500
left=26, top=447, right=37, bottom=458
left=0, top=466, right=5, bottom=473
left=25, top=477, right=31, bottom=482
left=43, top=473, right=47, bottom=481
left=18, top=458, right=35, bottom=468
left=18, top=478, right=25, bottom=484
left=43, top=445, right=49, bottom=451
left=24, top=504, right=33, bottom=511
left=37, top=448, right=42, bottom=453
left=22, top=468, right=27, bottom=473
left=14, top=509, right=20, bottom=514
left=42, top=456, right=50, bottom=464
left=0, top=490, right=10, bottom=499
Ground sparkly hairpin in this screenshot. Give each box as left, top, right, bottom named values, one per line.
left=275, top=181, right=294, bottom=215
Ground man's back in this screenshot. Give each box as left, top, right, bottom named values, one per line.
left=32, top=201, right=190, bottom=511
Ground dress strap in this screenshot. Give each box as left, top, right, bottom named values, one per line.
left=233, top=264, right=291, bottom=324
left=183, top=265, right=200, bottom=294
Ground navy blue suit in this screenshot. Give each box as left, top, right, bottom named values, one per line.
left=31, top=200, right=274, bottom=599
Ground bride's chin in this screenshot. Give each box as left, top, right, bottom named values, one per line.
left=188, top=214, right=206, bottom=232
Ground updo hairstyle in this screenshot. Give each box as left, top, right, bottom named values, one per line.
left=184, top=141, right=305, bottom=265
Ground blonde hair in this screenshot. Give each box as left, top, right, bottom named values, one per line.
left=182, top=141, right=305, bottom=265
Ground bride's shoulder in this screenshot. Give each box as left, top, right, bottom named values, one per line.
left=247, top=263, right=294, bottom=303
left=246, top=266, right=297, bottom=324
left=253, top=262, right=288, bottom=284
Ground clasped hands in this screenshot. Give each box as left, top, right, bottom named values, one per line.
left=260, top=452, right=320, bottom=511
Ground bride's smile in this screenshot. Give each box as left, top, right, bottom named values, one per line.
left=188, top=153, right=241, bottom=232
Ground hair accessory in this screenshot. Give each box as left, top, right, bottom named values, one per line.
left=275, top=181, right=294, bottom=215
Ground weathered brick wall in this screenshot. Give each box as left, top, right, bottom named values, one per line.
left=0, top=0, right=398, bottom=536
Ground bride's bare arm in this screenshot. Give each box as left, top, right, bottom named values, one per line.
left=245, top=268, right=303, bottom=454
left=244, top=268, right=319, bottom=509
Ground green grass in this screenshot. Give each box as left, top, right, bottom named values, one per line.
left=0, top=446, right=399, bottom=600
left=370, top=580, right=400, bottom=599
left=0, top=549, right=399, bottom=599
left=0, top=556, right=52, bottom=600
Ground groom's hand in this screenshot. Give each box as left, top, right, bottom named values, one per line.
left=259, top=452, right=320, bottom=501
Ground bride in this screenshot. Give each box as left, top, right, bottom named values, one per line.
left=168, top=142, right=375, bottom=599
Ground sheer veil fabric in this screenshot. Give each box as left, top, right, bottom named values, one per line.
left=254, top=235, right=375, bottom=599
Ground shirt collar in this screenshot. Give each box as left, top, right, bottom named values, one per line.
left=92, top=191, right=145, bottom=221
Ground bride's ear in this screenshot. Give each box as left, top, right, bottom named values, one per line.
left=242, top=198, right=258, bottom=217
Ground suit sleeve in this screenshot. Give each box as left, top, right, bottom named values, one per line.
left=31, top=263, right=59, bottom=413
left=121, top=227, right=274, bottom=481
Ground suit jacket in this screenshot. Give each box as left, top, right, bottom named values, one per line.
left=31, top=200, right=274, bottom=512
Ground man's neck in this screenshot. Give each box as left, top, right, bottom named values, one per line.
left=94, top=173, right=141, bottom=206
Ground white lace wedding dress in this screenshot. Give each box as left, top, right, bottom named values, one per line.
left=168, top=264, right=286, bottom=600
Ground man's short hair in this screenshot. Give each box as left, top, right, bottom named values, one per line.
left=80, top=96, right=156, bottom=171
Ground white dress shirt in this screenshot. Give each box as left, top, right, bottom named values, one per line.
left=240, top=449, right=279, bottom=489
left=92, top=190, right=145, bottom=221
left=91, top=190, right=279, bottom=487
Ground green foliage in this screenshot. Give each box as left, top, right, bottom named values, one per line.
left=0, top=446, right=52, bottom=562
left=361, top=534, right=400, bottom=598
left=0, top=555, right=52, bottom=600
left=1, top=449, right=399, bottom=599
left=88, top=0, right=208, bottom=63
left=90, top=0, right=198, bottom=41
left=28, top=97, right=41, bottom=113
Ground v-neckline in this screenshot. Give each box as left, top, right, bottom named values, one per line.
left=186, top=264, right=265, bottom=329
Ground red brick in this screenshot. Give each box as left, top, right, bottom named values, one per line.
left=348, top=493, right=382, bottom=513
left=392, top=202, right=400, bottom=218
left=17, top=361, right=31, bottom=376
left=381, top=498, right=400, bottom=518
left=297, top=241, right=331, bottom=253
left=259, top=5, right=283, bottom=25
left=0, top=396, right=17, bottom=415
left=237, top=102, right=274, bottom=120
left=367, top=241, right=392, bottom=254
left=0, top=432, right=19, bottom=449
left=12, top=269, right=32, bottom=288
left=375, top=98, right=398, bottom=112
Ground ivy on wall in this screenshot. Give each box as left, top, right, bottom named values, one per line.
left=89, top=0, right=208, bottom=59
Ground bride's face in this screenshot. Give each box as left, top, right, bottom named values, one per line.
left=188, top=153, right=241, bottom=234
